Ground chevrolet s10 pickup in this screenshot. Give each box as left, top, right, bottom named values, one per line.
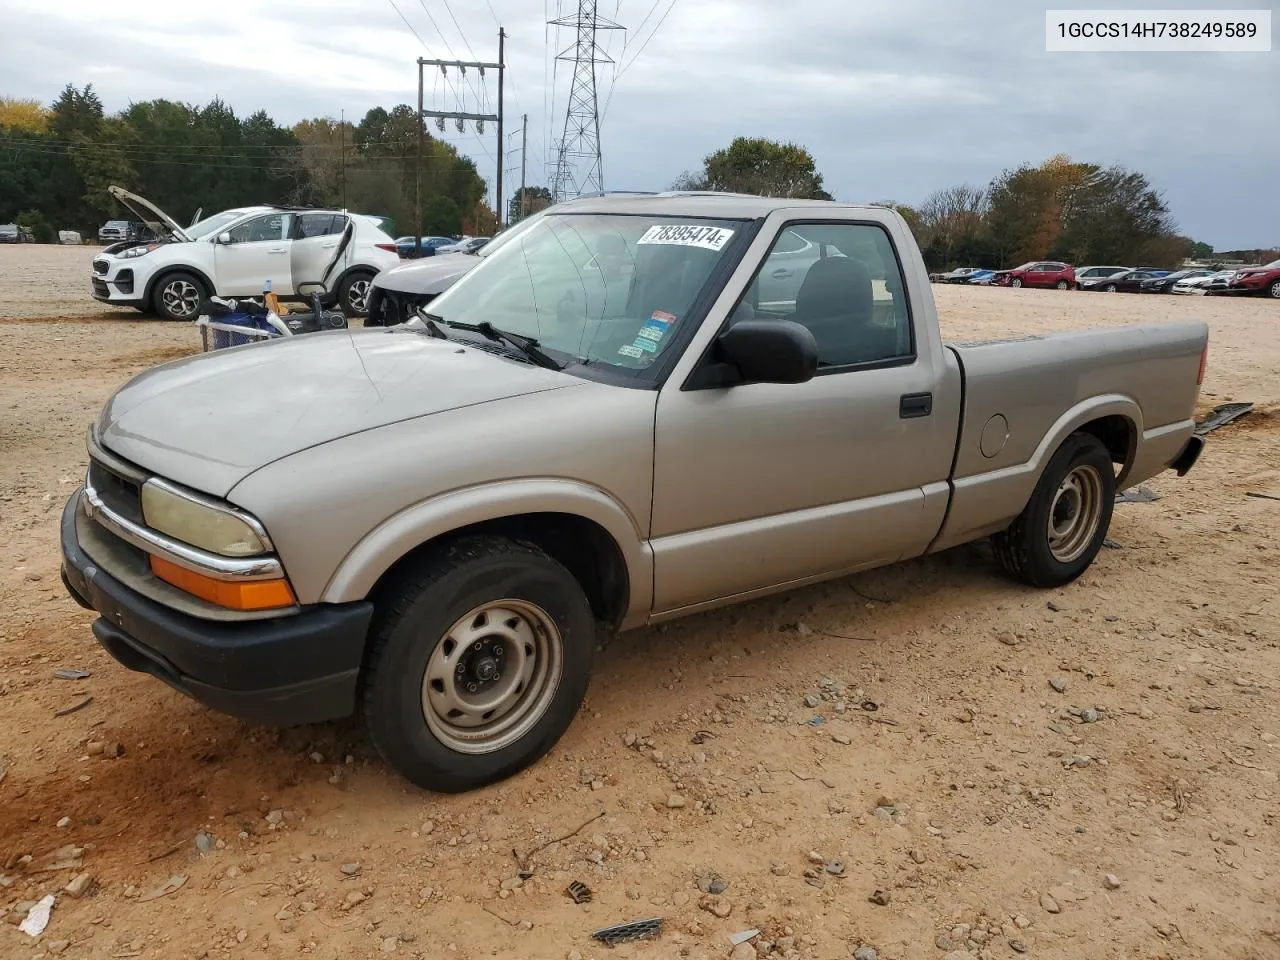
left=60, top=192, right=1208, bottom=791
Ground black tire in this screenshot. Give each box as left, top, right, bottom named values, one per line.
left=1269, top=279, right=1280, bottom=299
left=1056, top=280, right=1069, bottom=290
left=150, top=271, right=207, bottom=321
left=1011, top=278, right=1023, bottom=288
left=338, top=270, right=375, bottom=318
left=361, top=535, right=595, bottom=792
left=992, top=432, right=1115, bottom=588
left=1104, top=283, right=1117, bottom=293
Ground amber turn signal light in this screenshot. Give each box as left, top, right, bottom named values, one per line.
left=149, top=555, right=296, bottom=611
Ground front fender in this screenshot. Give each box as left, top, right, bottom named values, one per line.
left=320, top=478, right=654, bottom=628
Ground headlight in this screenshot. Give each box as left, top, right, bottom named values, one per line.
left=141, top=480, right=268, bottom=557
left=121, top=243, right=161, bottom=259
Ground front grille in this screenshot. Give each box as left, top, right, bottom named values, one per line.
left=88, top=459, right=144, bottom=525
left=93, top=259, right=108, bottom=275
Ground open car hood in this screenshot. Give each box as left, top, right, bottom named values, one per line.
left=107, top=185, right=191, bottom=242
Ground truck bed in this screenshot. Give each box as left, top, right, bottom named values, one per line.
left=929, top=320, right=1209, bottom=553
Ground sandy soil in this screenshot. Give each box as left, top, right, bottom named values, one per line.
left=1, top=244, right=1278, bottom=960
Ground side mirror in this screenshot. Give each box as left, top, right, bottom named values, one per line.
left=217, top=232, right=233, bottom=245
left=714, top=320, right=818, bottom=385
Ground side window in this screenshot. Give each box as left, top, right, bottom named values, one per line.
left=227, top=213, right=292, bottom=243
left=296, top=213, right=342, bottom=238
left=737, top=222, right=914, bottom=369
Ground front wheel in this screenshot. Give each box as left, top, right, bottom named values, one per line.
left=1056, top=280, right=1069, bottom=290
left=151, top=271, right=207, bottom=321
left=1104, top=283, right=1118, bottom=293
left=992, top=432, right=1115, bottom=588
left=1269, top=280, right=1280, bottom=299
left=338, top=271, right=375, bottom=317
left=361, top=536, right=596, bottom=792
left=1011, top=278, right=1023, bottom=288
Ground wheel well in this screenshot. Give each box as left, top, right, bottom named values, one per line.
left=1076, top=415, right=1135, bottom=468
left=144, top=266, right=213, bottom=305
left=370, top=513, right=630, bottom=630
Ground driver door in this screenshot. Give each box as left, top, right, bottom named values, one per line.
left=214, top=212, right=295, bottom=296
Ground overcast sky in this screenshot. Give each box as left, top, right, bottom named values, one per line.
left=1, top=0, right=1275, bottom=248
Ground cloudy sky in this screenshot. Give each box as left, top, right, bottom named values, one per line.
left=2, top=0, right=1275, bottom=248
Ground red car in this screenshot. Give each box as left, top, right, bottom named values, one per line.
left=1226, top=259, right=1280, bottom=299
left=992, top=261, right=1076, bottom=289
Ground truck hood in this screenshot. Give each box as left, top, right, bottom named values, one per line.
left=107, top=185, right=191, bottom=242
left=97, top=329, right=582, bottom=498
left=372, top=254, right=482, bottom=294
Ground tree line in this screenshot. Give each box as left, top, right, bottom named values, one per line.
left=0, top=85, right=501, bottom=241
left=674, top=138, right=1229, bottom=269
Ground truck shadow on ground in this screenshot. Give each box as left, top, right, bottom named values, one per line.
left=0, top=542, right=1008, bottom=877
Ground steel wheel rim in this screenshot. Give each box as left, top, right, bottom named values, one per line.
left=421, top=599, right=563, bottom=755
left=347, top=279, right=371, bottom=313
left=1047, top=464, right=1103, bottom=563
left=1012, top=279, right=1022, bottom=287
left=1105, top=285, right=1117, bottom=292
left=1270, top=282, right=1280, bottom=298
left=162, top=280, right=200, bottom=318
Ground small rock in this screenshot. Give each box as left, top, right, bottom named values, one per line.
left=944, top=952, right=976, bottom=960
left=341, top=862, right=362, bottom=877
left=500, top=876, right=523, bottom=891
left=1104, top=873, right=1121, bottom=890
left=935, top=934, right=954, bottom=950
left=730, top=944, right=756, bottom=960
left=46, top=940, right=70, bottom=955
left=804, top=695, right=821, bottom=708
left=569, top=951, right=584, bottom=960
left=868, top=888, right=891, bottom=906
left=381, top=936, right=398, bottom=952
left=853, top=947, right=878, bottom=960
left=56, top=816, right=71, bottom=828
left=264, top=810, right=283, bottom=826
left=1013, top=915, right=1031, bottom=929
left=995, top=631, right=1019, bottom=646
left=274, top=909, right=293, bottom=921
left=519, top=920, right=533, bottom=932
left=195, top=833, right=214, bottom=854
left=308, top=751, right=324, bottom=764
left=909, top=849, right=926, bottom=864
left=1049, top=677, right=1067, bottom=694
left=64, top=872, right=94, bottom=898
left=667, top=794, right=687, bottom=809
left=1040, top=893, right=1061, bottom=913
left=104, top=742, right=124, bottom=759
left=623, top=730, right=637, bottom=747
left=1079, top=708, right=1100, bottom=724
left=824, top=860, right=845, bottom=876
left=1009, top=939, right=1028, bottom=954
left=807, top=851, right=825, bottom=864
left=770, top=863, right=790, bottom=877
left=831, top=733, right=852, bottom=745
left=699, top=895, right=732, bottom=918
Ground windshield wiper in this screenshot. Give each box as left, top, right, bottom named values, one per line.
left=415, top=310, right=451, bottom=340
left=444, top=320, right=565, bottom=371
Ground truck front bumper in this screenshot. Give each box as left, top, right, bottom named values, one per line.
left=60, top=491, right=374, bottom=726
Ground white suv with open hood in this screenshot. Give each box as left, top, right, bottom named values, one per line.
left=91, top=186, right=400, bottom=320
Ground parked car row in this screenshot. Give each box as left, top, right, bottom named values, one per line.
left=932, top=260, right=1280, bottom=298
left=0, top=223, right=35, bottom=243
left=393, top=234, right=492, bottom=259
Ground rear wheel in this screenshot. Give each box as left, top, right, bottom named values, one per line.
left=1269, top=280, right=1280, bottom=299
left=1055, top=279, right=1069, bottom=290
left=993, top=432, right=1115, bottom=588
left=339, top=270, right=375, bottom=317
left=1104, top=283, right=1118, bottom=293
left=361, top=535, right=595, bottom=792
left=151, top=271, right=206, bottom=321
left=1011, top=278, right=1023, bottom=288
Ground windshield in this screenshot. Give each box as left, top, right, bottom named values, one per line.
left=1264, top=259, right=1280, bottom=269
left=425, top=214, right=742, bottom=375
left=187, top=210, right=251, bottom=240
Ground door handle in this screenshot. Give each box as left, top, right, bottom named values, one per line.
left=268, top=247, right=287, bottom=254
left=771, top=268, right=792, bottom=279
left=321, top=242, right=338, bottom=249
left=899, top=392, right=933, bottom=419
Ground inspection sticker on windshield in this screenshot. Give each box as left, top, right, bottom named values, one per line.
left=637, top=224, right=734, bottom=251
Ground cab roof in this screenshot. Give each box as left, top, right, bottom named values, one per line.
left=548, top=191, right=880, bottom=221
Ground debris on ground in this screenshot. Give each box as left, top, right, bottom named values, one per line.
left=590, top=917, right=663, bottom=946
left=694, top=867, right=728, bottom=895
left=19, top=894, right=55, bottom=936
left=1195, top=401, right=1252, bottom=435
left=53, top=668, right=91, bottom=680
left=1116, top=485, right=1160, bottom=503
left=138, top=874, right=187, bottom=902
left=730, top=928, right=760, bottom=946
left=566, top=881, right=592, bottom=904
left=64, top=872, right=94, bottom=898
left=53, top=695, right=93, bottom=717
left=868, top=888, right=891, bottom=906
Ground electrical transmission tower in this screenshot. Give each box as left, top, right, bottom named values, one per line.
left=548, top=1, right=623, bottom=203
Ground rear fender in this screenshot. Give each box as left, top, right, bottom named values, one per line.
left=320, top=478, right=653, bottom=629
left=928, top=395, right=1142, bottom=554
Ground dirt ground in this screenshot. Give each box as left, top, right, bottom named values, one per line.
left=1, top=244, right=1278, bottom=960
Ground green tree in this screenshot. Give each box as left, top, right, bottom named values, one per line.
left=1189, top=240, right=1214, bottom=259
left=509, top=186, right=551, bottom=223
left=676, top=137, right=832, bottom=199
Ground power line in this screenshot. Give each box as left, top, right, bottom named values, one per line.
left=442, top=0, right=479, bottom=59
left=602, top=0, right=679, bottom=121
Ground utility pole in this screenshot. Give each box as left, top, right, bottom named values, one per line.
left=339, top=109, right=347, bottom=211
left=549, top=0, right=623, bottom=202
left=414, top=45, right=505, bottom=247
left=520, top=113, right=528, bottom=221
left=496, top=27, right=506, bottom=230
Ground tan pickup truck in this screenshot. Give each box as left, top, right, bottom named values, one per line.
left=60, top=193, right=1208, bottom=791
